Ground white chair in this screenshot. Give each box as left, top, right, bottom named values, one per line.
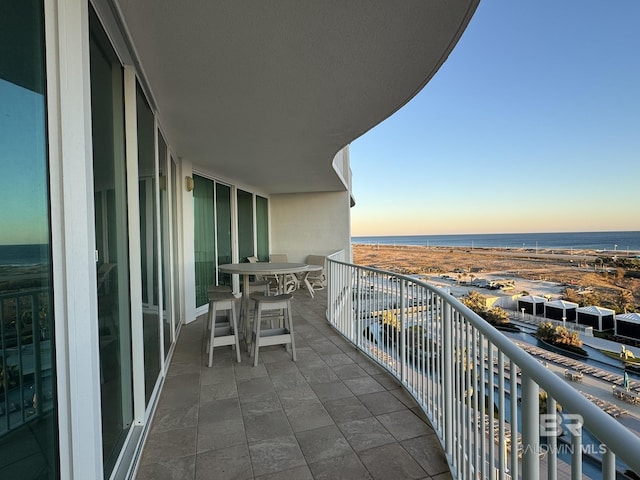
left=246, top=256, right=271, bottom=293
left=249, top=292, right=296, bottom=366
left=304, top=255, right=326, bottom=290
left=269, top=254, right=299, bottom=293
left=205, top=291, right=241, bottom=366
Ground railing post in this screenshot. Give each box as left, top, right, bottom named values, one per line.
left=479, top=337, right=487, bottom=480
left=327, top=260, right=333, bottom=323
left=602, top=445, right=615, bottom=480
left=521, top=374, right=540, bottom=479
left=355, top=267, right=360, bottom=348
left=498, top=351, right=505, bottom=480
left=400, top=281, right=406, bottom=383
left=488, top=343, right=495, bottom=475
left=510, top=361, right=519, bottom=477
left=345, top=264, right=351, bottom=333
left=33, top=293, right=44, bottom=416
left=547, top=397, right=557, bottom=480
left=571, top=421, right=582, bottom=480
left=443, top=302, right=454, bottom=464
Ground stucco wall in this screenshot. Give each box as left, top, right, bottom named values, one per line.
left=270, top=191, right=352, bottom=263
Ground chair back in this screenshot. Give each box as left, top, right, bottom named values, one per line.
left=305, top=255, right=326, bottom=267
left=305, top=255, right=326, bottom=289
left=269, top=254, right=288, bottom=263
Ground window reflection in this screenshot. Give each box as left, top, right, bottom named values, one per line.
left=170, top=157, right=180, bottom=337
left=193, top=175, right=216, bottom=307
left=216, top=184, right=233, bottom=286
left=237, top=189, right=254, bottom=262
left=0, top=2, right=59, bottom=478
left=158, top=134, right=172, bottom=357
left=89, top=9, right=133, bottom=477
left=256, top=196, right=269, bottom=262
left=136, top=85, right=161, bottom=405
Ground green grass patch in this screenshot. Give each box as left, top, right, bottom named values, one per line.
left=600, top=349, right=640, bottom=364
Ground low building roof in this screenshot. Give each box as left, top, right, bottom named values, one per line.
left=616, top=312, right=640, bottom=324
left=576, top=305, right=616, bottom=315
left=545, top=300, right=579, bottom=308
left=518, top=295, right=547, bottom=303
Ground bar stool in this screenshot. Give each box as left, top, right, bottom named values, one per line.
left=249, top=292, right=296, bottom=367
left=205, top=291, right=241, bottom=367
left=203, top=285, right=233, bottom=346
left=208, top=285, right=232, bottom=294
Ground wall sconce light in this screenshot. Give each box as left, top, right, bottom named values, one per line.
left=185, top=176, right=194, bottom=192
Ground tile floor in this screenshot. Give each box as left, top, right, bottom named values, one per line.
left=135, top=289, right=451, bottom=480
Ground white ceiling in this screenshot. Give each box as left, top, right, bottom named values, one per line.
left=115, top=0, right=479, bottom=194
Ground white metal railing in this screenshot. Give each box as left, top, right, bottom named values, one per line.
left=0, top=288, right=54, bottom=436
left=325, top=257, right=640, bottom=480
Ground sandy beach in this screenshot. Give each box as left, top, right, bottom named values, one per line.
left=353, top=244, right=640, bottom=311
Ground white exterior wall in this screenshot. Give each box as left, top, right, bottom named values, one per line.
left=181, top=159, right=197, bottom=324
left=270, top=191, right=352, bottom=263
left=331, top=147, right=351, bottom=190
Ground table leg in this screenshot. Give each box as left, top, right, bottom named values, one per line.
left=241, top=275, right=250, bottom=344
left=274, top=274, right=285, bottom=295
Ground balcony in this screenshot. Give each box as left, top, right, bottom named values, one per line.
left=135, top=258, right=640, bottom=479
left=135, top=288, right=451, bottom=479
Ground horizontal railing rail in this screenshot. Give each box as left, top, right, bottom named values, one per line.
left=325, top=257, right=640, bottom=479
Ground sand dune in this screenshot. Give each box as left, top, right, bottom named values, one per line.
left=352, top=244, right=639, bottom=310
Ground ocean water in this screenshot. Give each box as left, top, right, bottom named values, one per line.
left=0, top=244, right=50, bottom=266
left=352, top=231, right=640, bottom=252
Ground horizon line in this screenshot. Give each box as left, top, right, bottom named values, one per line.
left=352, top=229, right=640, bottom=237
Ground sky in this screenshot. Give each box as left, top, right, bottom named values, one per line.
left=0, top=79, right=49, bottom=245
left=350, top=1, right=640, bottom=237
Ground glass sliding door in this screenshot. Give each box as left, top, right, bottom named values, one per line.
left=89, top=9, right=133, bottom=477
left=216, top=184, right=233, bottom=286
left=0, top=1, right=59, bottom=478
left=193, top=175, right=215, bottom=307
left=158, top=134, right=172, bottom=358
left=256, top=196, right=269, bottom=262
left=237, top=189, right=254, bottom=263
left=170, top=157, right=180, bottom=335
left=136, top=85, right=160, bottom=405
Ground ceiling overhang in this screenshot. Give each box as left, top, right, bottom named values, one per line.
left=113, top=0, right=479, bottom=194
